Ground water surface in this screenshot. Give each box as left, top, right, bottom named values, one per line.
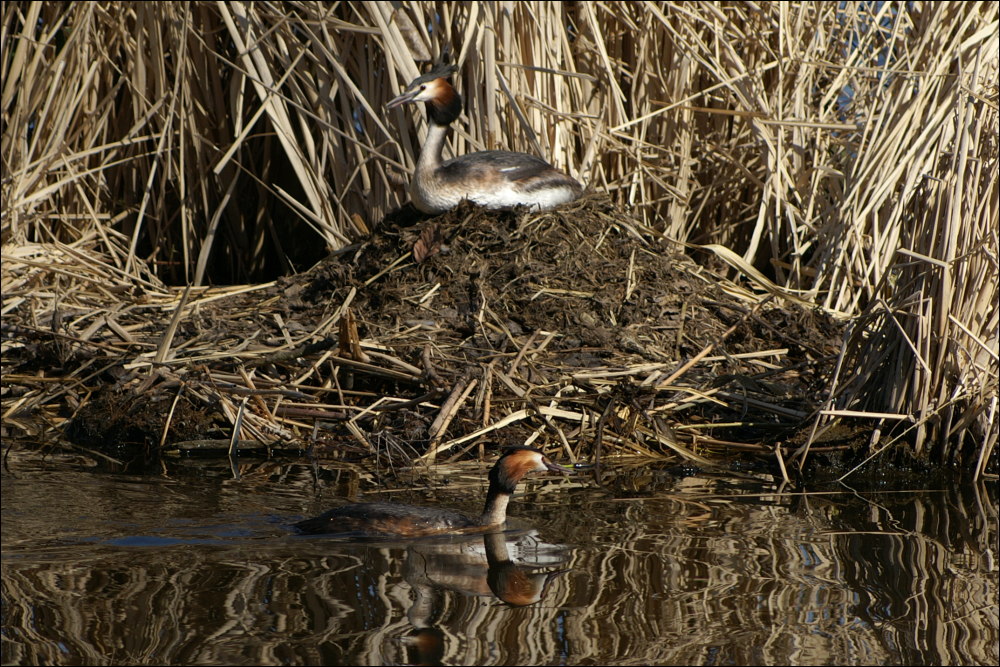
left=2, top=451, right=996, bottom=666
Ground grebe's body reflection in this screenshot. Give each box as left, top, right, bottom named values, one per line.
left=396, top=530, right=570, bottom=664
left=404, top=530, right=568, bottom=606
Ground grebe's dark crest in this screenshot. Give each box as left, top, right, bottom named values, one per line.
left=387, top=65, right=583, bottom=214
left=294, top=446, right=570, bottom=537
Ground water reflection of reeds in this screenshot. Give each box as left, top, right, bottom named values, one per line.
left=2, top=468, right=996, bottom=665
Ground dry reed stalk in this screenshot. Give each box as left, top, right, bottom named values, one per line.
left=2, top=2, right=996, bottom=467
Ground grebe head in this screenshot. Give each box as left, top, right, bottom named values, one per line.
left=386, top=65, right=462, bottom=125
left=489, top=446, right=572, bottom=494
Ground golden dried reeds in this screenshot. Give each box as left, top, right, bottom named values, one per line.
left=2, top=2, right=997, bottom=472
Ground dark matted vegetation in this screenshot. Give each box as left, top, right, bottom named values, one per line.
left=2, top=2, right=996, bottom=479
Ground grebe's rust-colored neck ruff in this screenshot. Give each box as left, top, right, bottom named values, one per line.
left=387, top=66, right=583, bottom=214
left=293, top=446, right=571, bottom=538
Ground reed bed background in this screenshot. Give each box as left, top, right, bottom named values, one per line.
left=2, top=1, right=997, bottom=470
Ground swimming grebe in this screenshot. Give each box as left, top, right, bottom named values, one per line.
left=294, top=446, right=570, bottom=537
left=387, top=65, right=583, bottom=214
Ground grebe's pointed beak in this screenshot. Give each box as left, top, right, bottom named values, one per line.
left=386, top=88, right=420, bottom=109
left=544, top=459, right=574, bottom=475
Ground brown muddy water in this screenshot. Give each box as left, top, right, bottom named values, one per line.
left=2, top=450, right=996, bottom=666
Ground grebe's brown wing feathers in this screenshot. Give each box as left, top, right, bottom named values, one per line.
left=437, top=151, right=547, bottom=179
left=438, top=151, right=581, bottom=191
left=294, top=502, right=477, bottom=536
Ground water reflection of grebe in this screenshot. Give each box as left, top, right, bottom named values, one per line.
left=400, top=531, right=570, bottom=664
left=294, top=447, right=571, bottom=537
left=405, top=530, right=569, bottom=606
left=483, top=531, right=569, bottom=606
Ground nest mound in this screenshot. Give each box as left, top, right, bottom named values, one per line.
left=2, top=195, right=846, bottom=469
